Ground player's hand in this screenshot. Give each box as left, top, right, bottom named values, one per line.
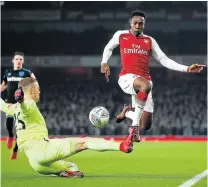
left=187, top=64, right=206, bottom=73
left=101, top=63, right=110, bottom=82
left=14, top=88, right=24, bottom=103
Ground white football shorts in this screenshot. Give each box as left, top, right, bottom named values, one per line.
left=118, top=73, right=154, bottom=113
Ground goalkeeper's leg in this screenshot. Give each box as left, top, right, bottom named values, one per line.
left=26, top=136, right=135, bottom=177
left=82, top=137, right=135, bottom=153
left=33, top=136, right=135, bottom=165
left=42, top=136, right=135, bottom=163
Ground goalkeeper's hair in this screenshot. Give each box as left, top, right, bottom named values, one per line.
left=18, top=77, right=37, bottom=89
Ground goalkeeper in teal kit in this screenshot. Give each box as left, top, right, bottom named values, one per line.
left=0, top=77, right=136, bottom=178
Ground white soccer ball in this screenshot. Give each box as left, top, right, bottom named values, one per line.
left=89, top=106, right=110, bottom=127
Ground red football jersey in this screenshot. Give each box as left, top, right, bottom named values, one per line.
left=101, top=30, right=166, bottom=80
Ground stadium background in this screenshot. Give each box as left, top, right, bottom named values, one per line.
left=1, top=1, right=207, bottom=137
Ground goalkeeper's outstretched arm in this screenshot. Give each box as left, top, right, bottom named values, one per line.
left=1, top=97, right=35, bottom=117
left=0, top=98, right=16, bottom=116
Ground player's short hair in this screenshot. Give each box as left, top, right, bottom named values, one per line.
left=130, top=10, right=146, bottom=19
left=18, top=77, right=37, bottom=89
left=13, top=51, right=24, bottom=58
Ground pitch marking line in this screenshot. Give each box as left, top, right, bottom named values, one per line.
left=178, top=169, right=208, bottom=187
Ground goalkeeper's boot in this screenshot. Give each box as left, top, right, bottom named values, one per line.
left=60, top=170, right=84, bottom=178
left=116, top=104, right=132, bottom=123
left=120, top=127, right=136, bottom=153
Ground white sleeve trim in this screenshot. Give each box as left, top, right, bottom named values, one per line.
left=101, top=31, right=120, bottom=64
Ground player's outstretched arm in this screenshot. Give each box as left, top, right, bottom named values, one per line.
left=187, top=64, right=206, bottom=73
left=101, top=63, right=110, bottom=82
left=0, top=98, right=16, bottom=116
left=151, top=37, right=206, bottom=73
left=101, top=31, right=120, bottom=81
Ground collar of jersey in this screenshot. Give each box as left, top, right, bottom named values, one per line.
left=13, top=68, right=22, bottom=72
left=129, top=30, right=143, bottom=37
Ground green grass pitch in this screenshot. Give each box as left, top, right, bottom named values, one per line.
left=1, top=141, right=207, bottom=187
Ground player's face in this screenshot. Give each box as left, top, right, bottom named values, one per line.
left=32, top=82, right=40, bottom=102
left=130, top=16, right=145, bottom=36
left=12, top=55, right=24, bottom=70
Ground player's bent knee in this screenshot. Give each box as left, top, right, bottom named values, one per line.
left=141, top=82, right=151, bottom=94
left=133, top=77, right=151, bottom=94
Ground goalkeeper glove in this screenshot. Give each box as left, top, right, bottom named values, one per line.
left=14, top=87, right=24, bottom=103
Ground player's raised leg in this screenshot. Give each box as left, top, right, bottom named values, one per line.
left=127, top=90, right=154, bottom=141
left=117, top=76, right=153, bottom=142
left=118, top=75, right=151, bottom=141
left=131, top=76, right=151, bottom=126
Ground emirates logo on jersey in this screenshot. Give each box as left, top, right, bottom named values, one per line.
left=132, top=44, right=140, bottom=49
left=123, top=43, right=149, bottom=55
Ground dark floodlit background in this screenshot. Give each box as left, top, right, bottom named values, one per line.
left=1, top=1, right=207, bottom=136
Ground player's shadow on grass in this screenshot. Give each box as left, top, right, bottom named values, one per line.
left=85, top=173, right=189, bottom=179
left=2, top=173, right=190, bottom=180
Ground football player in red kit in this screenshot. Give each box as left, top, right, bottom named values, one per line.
left=100, top=10, right=205, bottom=143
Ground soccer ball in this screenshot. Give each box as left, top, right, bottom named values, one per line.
left=89, top=106, right=110, bottom=127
